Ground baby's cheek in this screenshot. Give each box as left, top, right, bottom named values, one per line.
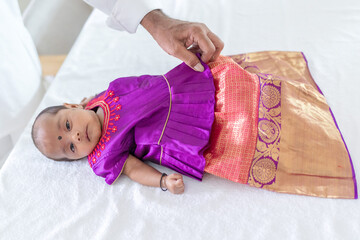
left=87, top=143, right=97, bottom=155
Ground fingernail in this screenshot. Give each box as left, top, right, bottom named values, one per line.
left=194, top=63, right=204, bottom=72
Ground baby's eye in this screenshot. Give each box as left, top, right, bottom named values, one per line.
left=66, top=120, right=70, bottom=131
left=70, top=143, right=75, bottom=153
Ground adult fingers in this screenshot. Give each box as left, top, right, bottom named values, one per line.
left=207, top=31, right=224, bottom=61
left=191, top=24, right=223, bottom=63
left=195, top=30, right=216, bottom=63
left=173, top=44, right=204, bottom=72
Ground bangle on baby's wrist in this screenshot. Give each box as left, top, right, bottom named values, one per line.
left=160, top=173, right=167, bottom=191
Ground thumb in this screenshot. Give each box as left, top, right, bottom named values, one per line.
left=175, top=178, right=183, bottom=186
left=174, top=46, right=204, bottom=72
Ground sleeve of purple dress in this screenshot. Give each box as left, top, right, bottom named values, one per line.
left=92, top=151, right=129, bottom=185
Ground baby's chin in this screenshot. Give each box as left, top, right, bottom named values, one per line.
left=92, top=126, right=102, bottom=146
left=91, top=111, right=103, bottom=141
left=88, top=130, right=102, bottom=155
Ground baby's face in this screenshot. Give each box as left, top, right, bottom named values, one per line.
left=36, top=105, right=102, bottom=160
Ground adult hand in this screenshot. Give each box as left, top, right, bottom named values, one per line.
left=164, top=173, right=185, bottom=194
left=141, top=10, right=224, bottom=72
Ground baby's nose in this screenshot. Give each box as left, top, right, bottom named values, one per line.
left=72, top=131, right=81, bottom=142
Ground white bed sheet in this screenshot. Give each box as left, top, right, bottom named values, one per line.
left=1, top=0, right=360, bottom=239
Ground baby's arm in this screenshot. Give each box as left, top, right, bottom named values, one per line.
left=123, top=154, right=185, bottom=194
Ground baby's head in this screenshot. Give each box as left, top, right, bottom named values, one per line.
left=32, top=103, right=102, bottom=161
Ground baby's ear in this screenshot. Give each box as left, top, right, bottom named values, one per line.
left=63, top=103, right=83, bottom=109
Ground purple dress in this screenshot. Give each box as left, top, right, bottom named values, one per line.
left=85, top=62, right=215, bottom=184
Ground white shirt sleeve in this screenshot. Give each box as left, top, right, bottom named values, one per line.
left=84, top=0, right=162, bottom=33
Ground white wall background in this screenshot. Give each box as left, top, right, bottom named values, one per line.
left=21, top=0, right=93, bottom=55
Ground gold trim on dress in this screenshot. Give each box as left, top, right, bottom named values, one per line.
left=111, top=157, right=129, bottom=185
left=158, top=74, right=172, bottom=145
left=159, top=146, right=163, bottom=165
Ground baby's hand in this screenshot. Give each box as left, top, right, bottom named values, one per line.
left=79, top=95, right=95, bottom=108
left=165, top=173, right=185, bottom=194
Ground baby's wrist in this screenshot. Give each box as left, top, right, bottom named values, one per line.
left=163, top=176, right=168, bottom=189
left=160, top=173, right=168, bottom=191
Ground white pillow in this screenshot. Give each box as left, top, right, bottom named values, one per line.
left=0, top=0, right=43, bottom=166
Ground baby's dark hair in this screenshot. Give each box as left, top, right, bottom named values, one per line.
left=31, top=105, right=73, bottom=162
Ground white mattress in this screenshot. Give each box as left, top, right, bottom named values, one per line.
left=1, top=0, right=360, bottom=239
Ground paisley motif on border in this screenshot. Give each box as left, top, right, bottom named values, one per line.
left=247, top=74, right=281, bottom=188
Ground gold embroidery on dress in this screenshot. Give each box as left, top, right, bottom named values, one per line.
left=248, top=75, right=281, bottom=189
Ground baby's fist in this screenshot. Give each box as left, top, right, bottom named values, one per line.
left=165, top=173, right=185, bottom=194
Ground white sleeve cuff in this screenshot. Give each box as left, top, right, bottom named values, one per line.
left=106, top=0, right=162, bottom=33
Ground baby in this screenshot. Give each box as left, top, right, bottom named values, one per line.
left=32, top=101, right=186, bottom=194
left=32, top=53, right=356, bottom=199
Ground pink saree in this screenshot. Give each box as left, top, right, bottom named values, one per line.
left=205, top=52, right=357, bottom=199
